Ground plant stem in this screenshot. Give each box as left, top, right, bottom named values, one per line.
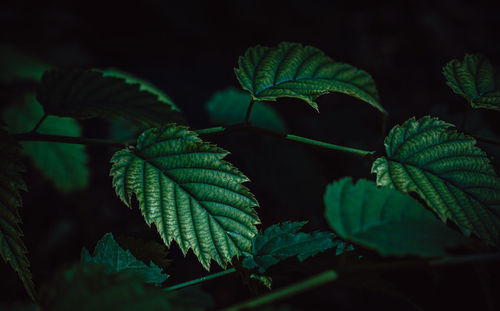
left=30, top=113, right=48, bottom=133
left=13, top=132, right=133, bottom=147
left=222, top=270, right=338, bottom=311
left=164, top=268, right=237, bottom=291
left=243, top=99, right=255, bottom=124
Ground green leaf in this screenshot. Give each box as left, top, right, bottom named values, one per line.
left=42, top=264, right=172, bottom=311
left=166, top=286, right=214, bottom=311
left=205, top=87, right=286, bottom=131
left=443, top=54, right=500, bottom=110
left=3, top=93, right=89, bottom=193
left=0, top=43, right=50, bottom=83
left=235, top=42, right=386, bottom=114
left=242, top=221, right=335, bottom=273
left=324, top=177, right=468, bottom=257
left=36, top=68, right=185, bottom=126
left=116, top=235, right=172, bottom=268
left=81, top=233, right=168, bottom=285
left=0, top=126, right=35, bottom=301
left=371, top=116, right=500, bottom=246
left=110, top=125, right=260, bottom=270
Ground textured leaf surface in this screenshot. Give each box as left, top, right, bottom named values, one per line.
left=443, top=54, right=500, bottom=110
left=324, top=177, right=467, bottom=257
left=0, top=126, right=35, bottom=300
left=110, top=125, right=260, bottom=270
left=206, top=87, right=286, bottom=131
left=37, top=68, right=184, bottom=126
left=235, top=42, right=385, bottom=113
left=3, top=93, right=89, bottom=193
left=371, top=116, right=500, bottom=246
left=81, top=233, right=168, bottom=285
left=242, top=221, right=335, bottom=273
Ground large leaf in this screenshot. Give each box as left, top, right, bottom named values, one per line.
left=110, top=125, right=260, bottom=270
left=235, top=42, right=386, bottom=113
left=3, top=93, right=89, bottom=193
left=242, top=221, right=335, bottom=273
left=36, top=68, right=184, bottom=126
left=371, top=116, right=500, bottom=246
left=205, top=87, right=286, bottom=131
left=81, top=233, right=168, bottom=285
left=324, top=177, right=467, bottom=257
left=443, top=54, right=500, bottom=110
left=0, top=126, right=35, bottom=300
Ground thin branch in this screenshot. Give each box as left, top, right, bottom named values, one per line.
left=468, top=133, right=500, bottom=147
left=164, top=268, right=237, bottom=292
left=243, top=99, right=255, bottom=124
left=13, top=132, right=133, bottom=147
left=30, top=113, right=48, bottom=133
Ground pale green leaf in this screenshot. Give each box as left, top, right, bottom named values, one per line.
left=81, top=233, right=168, bottom=285
left=3, top=93, right=89, bottom=193
left=110, top=125, right=260, bottom=270
left=242, top=221, right=335, bottom=273
left=205, top=87, right=286, bottom=131
left=371, top=116, right=500, bottom=246
left=443, top=54, right=500, bottom=110
left=0, top=126, right=35, bottom=301
left=324, top=177, right=467, bottom=257
left=235, top=42, right=386, bottom=114
left=36, top=68, right=185, bottom=126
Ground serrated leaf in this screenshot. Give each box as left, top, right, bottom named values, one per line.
left=0, top=126, right=35, bottom=301
left=110, top=125, right=260, bottom=270
left=443, top=54, right=500, bottom=110
left=324, top=177, right=467, bottom=257
left=36, top=68, right=185, bottom=126
left=371, top=116, right=500, bottom=246
left=235, top=42, right=386, bottom=114
left=242, top=221, right=335, bottom=273
left=81, top=233, right=168, bottom=285
left=205, top=87, right=286, bottom=131
left=3, top=93, right=89, bottom=193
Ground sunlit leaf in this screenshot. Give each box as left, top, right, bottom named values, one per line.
left=242, top=221, right=335, bottom=273
left=205, top=87, right=286, bottom=131
left=235, top=42, right=386, bottom=113
left=36, top=68, right=185, bottom=126
left=110, top=125, right=260, bottom=270
left=3, top=93, right=89, bottom=193
left=443, top=54, right=500, bottom=110
left=81, top=233, right=168, bottom=285
left=324, top=177, right=467, bottom=257
left=371, top=116, right=500, bottom=246
left=0, top=126, right=35, bottom=301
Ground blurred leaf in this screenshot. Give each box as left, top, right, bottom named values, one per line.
left=0, top=126, right=35, bottom=301
left=3, top=93, right=89, bottom=193
left=116, top=235, right=171, bottom=268
left=235, top=42, right=385, bottom=113
left=371, top=116, right=500, bottom=246
left=206, top=87, right=286, bottom=131
left=166, top=286, right=214, bottom=311
left=324, top=177, right=467, bottom=257
left=81, top=233, right=168, bottom=285
left=110, top=125, right=260, bottom=270
left=443, top=54, right=500, bottom=110
left=0, top=44, right=50, bottom=82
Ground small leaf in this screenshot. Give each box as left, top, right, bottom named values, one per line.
left=110, top=125, right=260, bottom=270
left=81, top=233, right=168, bottom=285
left=36, top=68, right=185, bottom=126
left=324, top=177, right=468, bottom=257
left=235, top=42, right=386, bottom=114
left=0, top=126, right=35, bottom=301
left=371, top=116, right=500, bottom=246
left=205, top=87, right=286, bottom=131
left=443, top=54, right=500, bottom=110
left=242, top=221, right=335, bottom=273
left=3, top=93, right=89, bottom=193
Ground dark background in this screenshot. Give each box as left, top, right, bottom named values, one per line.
left=1, top=0, right=499, bottom=309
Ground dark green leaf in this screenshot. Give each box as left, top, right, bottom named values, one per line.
left=36, top=68, right=185, bottom=126
left=235, top=42, right=386, bottom=113
left=242, top=221, right=335, bottom=273
left=0, top=43, right=50, bottom=83
left=166, top=286, right=214, bottom=311
left=81, top=233, right=168, bottom=285
left=443, top=54, right=500, bottom=110
left=324, top=177, right=468, bottom=257
left=371, top=116, right=500, bottom=246
left=116, top=235, right=171, bottom=268
left=0, top=126, right=35, bottom=300
left=205, top=87, right=286, bottom=131
left=110, top=125, right=260, bottom=270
